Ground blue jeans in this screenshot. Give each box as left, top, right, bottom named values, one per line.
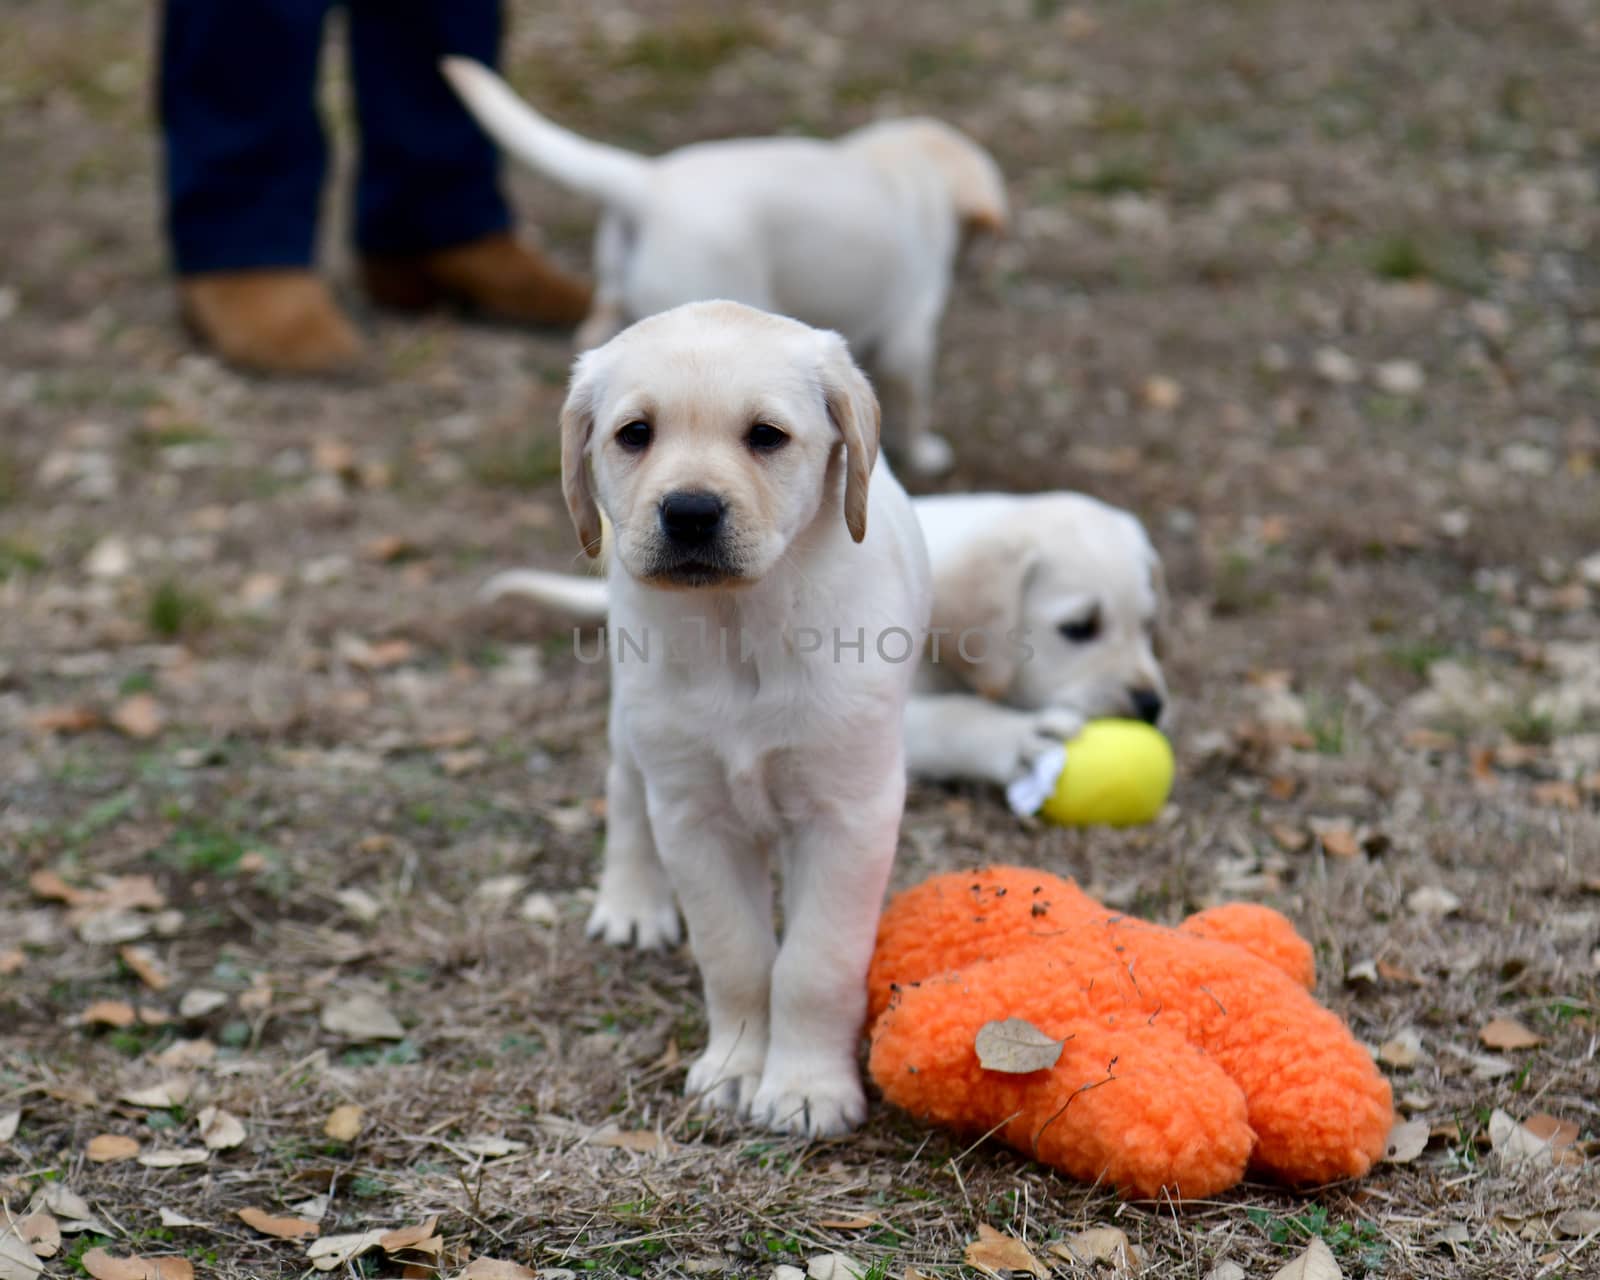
left=160, top=0, right=511, bottom=273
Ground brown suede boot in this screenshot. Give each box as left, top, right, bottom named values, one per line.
left=179, top=271, right=365, bottom=375
left=361, top=232, right=592, bottom=328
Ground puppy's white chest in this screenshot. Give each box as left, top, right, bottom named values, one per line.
left=724, top=749, right=786, bottom=838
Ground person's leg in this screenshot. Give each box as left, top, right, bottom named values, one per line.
left=348, top=0, right=590, bottom=326
left=158, top=0, right=363, bottom=373
left=159, top=0, right=330, bottom=272
left=347, top=0, right=509, bottom=256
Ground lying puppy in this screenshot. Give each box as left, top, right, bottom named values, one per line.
left=441, top=57, right=1007, bottom=476
left=486, top=491, right=1166, bottom=796
left=548, top=300, right=931, bottom=1137
left=906, top=492, right=1167, bottom=788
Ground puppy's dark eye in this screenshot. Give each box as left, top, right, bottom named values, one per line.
left=1059, top=610, right=1101, bottom=644
left=746, top=423, right=789, bottom=452
left=616, top=421, right=652, bottom=450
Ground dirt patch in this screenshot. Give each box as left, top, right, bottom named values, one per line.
left=2, top=1, right=1597, bottom=1277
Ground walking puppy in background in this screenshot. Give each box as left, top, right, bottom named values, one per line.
left=487, top=491, right=1167, bottom=799
left=441, top=57, right=1007, bottom=476
left=554, top=300, right=931, bottom=1137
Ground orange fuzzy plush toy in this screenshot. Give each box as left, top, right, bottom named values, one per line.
left=867, top=867, right=1392, bottom=1199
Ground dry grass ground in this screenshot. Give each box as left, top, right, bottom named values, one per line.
left=2, top=1, right=1598, bottom=1277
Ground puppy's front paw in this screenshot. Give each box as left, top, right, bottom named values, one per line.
left=686, top=1039, right=766, bottom=1117
left=983, top=706, right=1084, bottom=785
left=904, top=431, right=955, bottom=477
left=750, top=1066, right=866, bottom=1138
left=586, top=888, right=682, bottom=950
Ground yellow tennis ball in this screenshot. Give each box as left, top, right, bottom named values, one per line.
left=1039, top=719, right=1175, bottom=827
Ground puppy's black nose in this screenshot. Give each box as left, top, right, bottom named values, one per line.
left=1130, top=688, right=1164, bottom=724
left=659, top=490, right=725, bottom=548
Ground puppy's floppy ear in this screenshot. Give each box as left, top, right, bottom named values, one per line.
left=560, top=350, right=605, bottom=557
left=817, top=331, right=879, bottom=543
left=930, top=532, right=1038, bottom=700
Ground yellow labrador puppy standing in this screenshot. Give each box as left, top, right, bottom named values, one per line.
left=558, top=300, right=930, bottom=1137
left=441, top=57, right=1007, bottom=476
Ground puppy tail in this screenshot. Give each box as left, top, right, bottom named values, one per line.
left=441, top=57, right=651, bottom=213
left=480, top=568, right=610, bottom=622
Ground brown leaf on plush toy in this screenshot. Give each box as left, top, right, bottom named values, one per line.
left=975, top=1018, right=1065, bottom=1074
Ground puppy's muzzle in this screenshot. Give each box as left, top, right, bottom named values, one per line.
left=646, top=490, right=738, bottom=586
left=1129, top=688, right=1165, bottom=726
left=659, top=490, right=725, bottom=548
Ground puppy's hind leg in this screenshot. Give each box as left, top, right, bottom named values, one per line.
left=574, top=213, right=632, bottom=351
left=874, top=301, right=953, bottom=476
left=587, top=742, right=681, bottom=949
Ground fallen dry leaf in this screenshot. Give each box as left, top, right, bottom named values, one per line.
left=974, top=1018, right=1065, bottom=1074
left=29, top=705, right=102, bottom=735
left=28, top=1187, right=92, bottom=1223
left=150, top=1039, right=216, bottom=1070
left=17, top=1214, right=60, bottom=1259
left=177, top=989, right=227, bottom=1019
left=237, top=1208, right=320, bottom=1241
left=1479, top=1017, right=1543, bottom=1050
left=1270, top=1236, right=1343, bottom=1280
left=964, top=1224, right=1050, bottom=1279
left=1488, top=1108, right=1580, bottom=1168
left=1523, top=1113, right=1580, bottom=1151
left=455, top=1262, right=537, bottom=1280
left=86, top=1135, right=141, bottom=1163
left=1555, top=1209, right=1600, bottom=1238
left=806, top=1255, right=865, bottom=1280
left=1377, top=1028, right=1424, bottom=1069
left=458, top=1135, right=526, bottom=1159
left=0, top=1111, right=18, bottom=1142
left=0, top=949, right=24, bottom=976
left=1383, top=1117, right=1430, bottom=1165
left=1053, top=1226, right=1138, bottom=1269
left=588, top=1126, right=665, bottom=1153
left=339, top=636, right=416, bottom=673
left=364, top=534, right=420, bottom=563
left=1205, top=1264, right=1247, bottom=1280
left=136, top=1147, right=209, bottom=1169
left=1406, top=886, right=1461, bottom=918
left=814, top=1216, right=877, bottom=1231
left=29, top=870, right=90, bottom=906
left=1270, top=824, right=1310, bottom=853
left=306, top=1229, right=387, bottom=1271
left=155, top=1210, right=205, bottom=1230
left=80, top=1000, right=137, bottom=1029
left=76, top=911, right=152, bottom=946
left=334, top=887, right=382, bottom=924
left=379, top=1218, right=440, bottom=1253
left=98, top=876, right=167, bottom=911
left=1313, top=822, right=1360, bottom=858
left=1376, top=960, right=1426, bottom=986
left=109, top=694, right=164, bottom=740
left=319, top=994, right=405, bottom=1042
left=1141, top=374, right=1184, bottom=411
left=197, top=1105, right=246, bottom=1150
left=81, top=1250, right=193, bottom=1280
left=0, top=1232, right=43, bottom=1280
left=323, top=1104, right=364, bottom=1142
left=120, top=1080, right=191, bottom=1109
left=118, top=946, right=169, bottom=992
